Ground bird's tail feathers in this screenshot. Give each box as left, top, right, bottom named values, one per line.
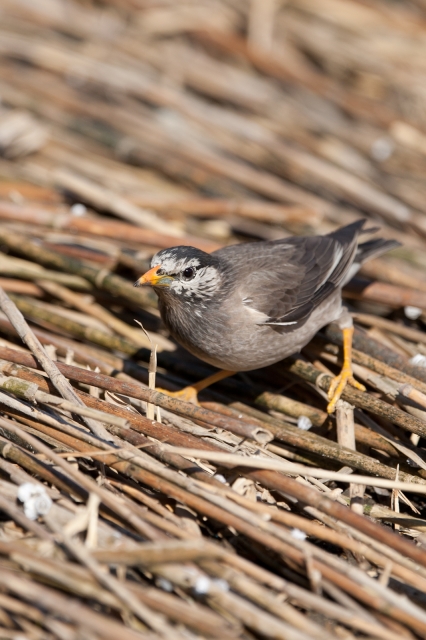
left=355, top=237, right=401, bottom=264
left=328, top=219, right=401, bottom=265
left=340, top=237, right=401, bottom=286
left=328, top=220, right=401, bottom=286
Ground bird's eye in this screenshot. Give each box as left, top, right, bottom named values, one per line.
left=182, top=267, right=196, bottom=280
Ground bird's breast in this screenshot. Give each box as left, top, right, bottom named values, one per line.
left=157, top=291, right=342, bottom=372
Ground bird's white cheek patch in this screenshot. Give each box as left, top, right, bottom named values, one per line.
left=173, top=282, right=201, bottom=296
left=175, top=266, right=221, bottom=300
left=172, top=282, right=184, bottom=294
left=196, top=266, right=221, bottom=296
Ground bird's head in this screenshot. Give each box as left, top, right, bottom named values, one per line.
left=134, top=246, right=222, bottom=301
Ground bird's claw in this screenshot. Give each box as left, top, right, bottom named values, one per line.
left=327, top=368, right=365, bottom=414
left=156, top=386, right=199, bottom=405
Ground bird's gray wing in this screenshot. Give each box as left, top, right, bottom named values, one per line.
left=214, top=220, right=365, bottom=332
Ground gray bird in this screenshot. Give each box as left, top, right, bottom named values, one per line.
left=135, top=220, right=400, bottom=412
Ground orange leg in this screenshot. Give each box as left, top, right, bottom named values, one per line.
left=327, top=326, right=366, bottom=414
left=157, top=369, right=236, bottom=404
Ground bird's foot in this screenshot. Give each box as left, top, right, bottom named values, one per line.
left=156, top=386, right=199, bottom=404
left=156, top=370, right=235, bottom=405
left=326, top=367, right=365, bottom=414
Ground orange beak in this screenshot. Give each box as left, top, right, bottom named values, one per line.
left=134, top=265, right=174, bottom=288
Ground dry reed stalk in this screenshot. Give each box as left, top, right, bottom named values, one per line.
left=1, top=543, right=240, bottom=639
left=335, top=400, right=364, bottom=513
left=3, top=2, right=426, bottom=636
left=0, top=227, right=153, bottom=309
left=3, top=350, right=426, bottom=580
left=0, top=201, right=222, bottom=251
left=344, top=278, right=426, bottom=309
left=0, top=346, right=424, bottom=487
left=0, top=567, right=159, bottom=640
left=0, top=345, right=273, bottom=444
left=3, top=380, right=426, bottom=632
left=0, top=286, right=110, bottom=441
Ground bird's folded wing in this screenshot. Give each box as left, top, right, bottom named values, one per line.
left=238, top=233, right=358, bottom=331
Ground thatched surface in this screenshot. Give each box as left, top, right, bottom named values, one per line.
left=1, top=1, right=426, bottom=638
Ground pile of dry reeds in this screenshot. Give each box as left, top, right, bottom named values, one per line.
left=2, top=1, right=426, bottom=638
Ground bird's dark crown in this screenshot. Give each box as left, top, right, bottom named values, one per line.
left=151, top=246, right=217, bottom=274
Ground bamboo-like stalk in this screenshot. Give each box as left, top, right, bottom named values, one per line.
left=0, top=228, right=153, bottom=309
left=0, top=286, right=111, bottom=441
left=3, top=3, right=426, bottom=635
left=0, top=345, right=273, bottom=444
left=0, top=567, right=158, bottom=640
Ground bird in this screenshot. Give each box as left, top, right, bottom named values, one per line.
left=135, top=220, right=400, bottom=412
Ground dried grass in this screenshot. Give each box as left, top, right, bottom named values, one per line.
left=1, top=1, right=426, bottom=638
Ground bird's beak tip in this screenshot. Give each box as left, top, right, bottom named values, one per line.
left=135, top=266, right=172, bottom=288
left=135, top=271, right=155, bottom=287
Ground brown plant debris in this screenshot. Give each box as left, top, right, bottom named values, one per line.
left=1, top=1, right=426, bottom=638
